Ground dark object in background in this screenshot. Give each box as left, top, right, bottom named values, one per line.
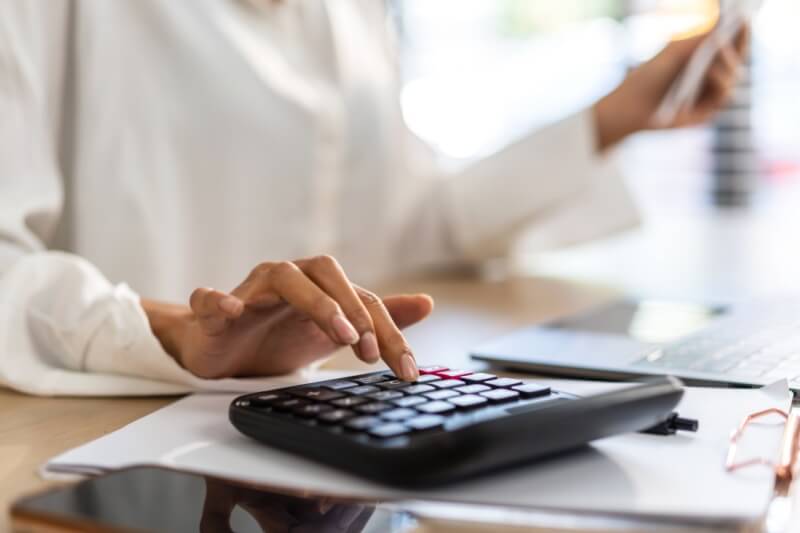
left=711, top=46, right=757, bottom=206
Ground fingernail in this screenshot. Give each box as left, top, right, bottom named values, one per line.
left=332, top=314, right=359, bottom=345
left=220, top=296, right=242, bottom=314
left=400, top=352, right=418, bottom=381
left=359, top=332, right=380, bottom=363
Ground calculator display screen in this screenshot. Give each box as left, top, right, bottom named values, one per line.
left=13, top=466, right=402, bottom=533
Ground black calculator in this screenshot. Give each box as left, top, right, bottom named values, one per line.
left=230, top=366, right=683, bottom=486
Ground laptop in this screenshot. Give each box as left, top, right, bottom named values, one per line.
left=471, top=298, right=800, bottom=391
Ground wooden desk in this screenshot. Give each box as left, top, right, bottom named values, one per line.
left=0, top=275, right=615, bottom=532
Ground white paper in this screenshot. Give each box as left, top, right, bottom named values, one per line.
left=46, top=377, right=791, bottom=522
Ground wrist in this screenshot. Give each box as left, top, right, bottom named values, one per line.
left=140, top=299, right=192, bottom=367
left=593, top=85, right=648, bottom=152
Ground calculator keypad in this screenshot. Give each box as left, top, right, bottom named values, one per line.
left=238, top=367, right=562, bottom=445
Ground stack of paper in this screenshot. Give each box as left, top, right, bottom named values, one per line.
left=46, top=376, right=790, bottom=525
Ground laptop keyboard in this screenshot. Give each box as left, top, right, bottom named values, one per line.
left=235, top=366, right=567, bottom=442
left=635, top=313, right=800, bottom=382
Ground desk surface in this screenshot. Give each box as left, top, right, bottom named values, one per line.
left=0, top=275, right=614, bottom=532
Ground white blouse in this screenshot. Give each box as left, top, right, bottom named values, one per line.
left=0, top=0, right=638, bottom=396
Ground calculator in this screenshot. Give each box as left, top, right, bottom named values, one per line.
left=230, top=367, right=683, bottom=486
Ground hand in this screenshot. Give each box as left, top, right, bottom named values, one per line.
left=593, top=25, right=750, bottom=151
left=142, top=255, right=433, bottom=381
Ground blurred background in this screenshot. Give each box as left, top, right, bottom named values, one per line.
left=392, top=0, right=800, bottom=303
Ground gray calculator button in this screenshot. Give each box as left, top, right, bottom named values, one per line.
left=480, top=389, right=520, bottom=403
left=347, top=385, right=381, bottom=396
left=461, top=373, right=496, bottom=383
left=448, top=394, right=488, bottom=409
left=401, top=384, right=435, bottom=395
left=381, top=408, right=417, bottom=421
left=323, top=380, right=359, bottom=390
left=368, top=390, right=404, bottom=401
left=368, top=423, right=410, bottom=438
left=416, top=401, right=456, bottom=414
left=424, top=389, right=459, bottom=401
left=331, top=396, right=369, bottom=408
left=512, top=383, right=551, bottom=398
left=486, top=378, right=522, bottom=388
left=405, top=415, right=445, bottom=431
left=355, top=402, right=392, bottom=414
left=318, top=409, right=355, bottom=424
left=392, top=395, right=427, bottom=408
left=455, top=384, right=490, bottom=394
left=378, top=379, right=412, bottom=390
left=431, top=379, right=465, bottom=389
left=344, top=416, right=382, bottom=431
left=354, top=374, right=391, bottom=385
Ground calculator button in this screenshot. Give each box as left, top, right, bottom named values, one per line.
left=436, top=369, right=473, bottom=378
left=354, top=374, right=391, bottom=385
left=419, top=365, right=448, bottom=375
left=424, top=389, right=459, bottom=401
left=392, top=395, right=428, bottom=408
left=416, top=401, right=456, bottom=414
left=405, top=415, right=445, bottom=431
left=431, top=379, right=465, bottom=389
left=415, top=374, right=441, bottom=384
left=323, top=380, right=359, bottom=390
left=512, top=383, right=552, bottom=398
left=346, top=385, right=381, bottom=396
left=377, top=379, right=412, bottom=390
left=461, top=373, right=496, bottom=383
left=455, top=384, right=491, bottom=394
left=480, top=389, right=520, bottom=403
left=355, top=402, right=393, bottom=414
left=368, top=423, right=410, bottom=439
left=318, top=409, right=355, bottom=424
left=486, top=378, right=522, bottom=388
left=273, top=398, right=309, bottom=411
left=344, top=416, right=382, bottom=431
left=290, top=388, right=345, bottom=401
left=381, top=408, right=417, bottom=421
left=368, top=390, right=404, bottom=401
left=449, top=394, right=488, bottom=409
left=331, top=396, right=369, bottom=408
left=401, top=384, right=435, bottom=395
left=293, top=404, right=333, bottom=418
left=248, top=393, right=285, bottom=407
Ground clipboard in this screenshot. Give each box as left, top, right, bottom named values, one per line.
left=726, top=401, right=800, bottom=532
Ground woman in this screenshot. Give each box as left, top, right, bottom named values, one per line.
left=0, top=1, right=747, bottom=395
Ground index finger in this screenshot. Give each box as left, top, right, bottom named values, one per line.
left=354, top=286, right=418, bottom=381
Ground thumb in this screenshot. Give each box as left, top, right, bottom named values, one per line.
left=382, top=294, right=434, bottom=329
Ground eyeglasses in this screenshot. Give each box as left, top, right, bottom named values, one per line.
left=726, top=407, right=800, bottom=487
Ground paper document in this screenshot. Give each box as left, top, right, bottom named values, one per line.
left=654, top=0, right=763, bottom=126
left=47, top=378, right=791, bottom=523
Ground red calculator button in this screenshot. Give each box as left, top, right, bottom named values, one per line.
left=419, top=365, right=449, bottom=375
left=435, top=369, right=473, bottom=378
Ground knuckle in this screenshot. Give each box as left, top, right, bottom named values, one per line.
left=357, top=288, right=381, bottom=307
left=313, top=254, right=338, bottom=267
left=307, top=254, right=341, bottom=275
left=269, top=261, right=299, bottom=280
left=189, top=287, right=210, bottom=308
left=250, top=261, right=275, bottom=279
